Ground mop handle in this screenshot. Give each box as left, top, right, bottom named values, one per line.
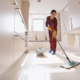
left=51, top=30, right=68, bottom=58
left=56, top=38, right=71, bottom=63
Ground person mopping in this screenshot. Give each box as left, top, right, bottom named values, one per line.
left=46, top=10, right=57, bottom=55
left=46, top=10, right=80, bottom=69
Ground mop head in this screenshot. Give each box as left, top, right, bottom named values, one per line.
left=60, top=61, right=80, bottom=69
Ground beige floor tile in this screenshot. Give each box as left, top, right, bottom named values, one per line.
left=3, top=51, right=80, bottom=80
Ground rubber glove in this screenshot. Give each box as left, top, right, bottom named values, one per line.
left=53, top=30, right=56, bottom=38
left=47, top=26, right=52, bottom=31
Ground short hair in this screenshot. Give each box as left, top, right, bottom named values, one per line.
left=51, top=10, right=57, bottom=14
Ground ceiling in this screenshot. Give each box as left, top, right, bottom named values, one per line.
left=29, top=0, right=69, bottom=14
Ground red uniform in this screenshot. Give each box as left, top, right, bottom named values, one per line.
left=46, top=16, right=57, bottom=52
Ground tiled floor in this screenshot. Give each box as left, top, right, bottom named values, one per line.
left=3, top=51, right=80, bottom=80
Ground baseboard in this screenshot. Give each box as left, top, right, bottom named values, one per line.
left=0, top=49, right=27, bottom=80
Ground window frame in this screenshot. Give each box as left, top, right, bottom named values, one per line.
left=29, top=18, right=46, bottom=31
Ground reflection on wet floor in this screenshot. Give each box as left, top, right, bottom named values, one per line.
left=3, top=51, right=80, bottom=80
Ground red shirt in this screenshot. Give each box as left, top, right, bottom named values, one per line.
left=46, top=16, right=57, bottom=31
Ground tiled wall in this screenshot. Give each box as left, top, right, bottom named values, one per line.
left=69, top=0, right=80, bottom=28
left=60, top=0, right=80, bottom=51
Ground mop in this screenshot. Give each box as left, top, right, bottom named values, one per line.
left=48, top=28, right=80, bottom=69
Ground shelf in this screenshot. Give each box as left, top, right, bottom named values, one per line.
left=62, top=27, right=80, bottom=35
left=14, top=31, right=25, bottom=40
left=12, top=0, right=27, bottom=31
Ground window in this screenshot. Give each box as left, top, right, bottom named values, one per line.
left=29, top=14, right=50, bottom=31
left=33, top=19, right=44, bottom=31
left=29, top=18, right=45, bottom=31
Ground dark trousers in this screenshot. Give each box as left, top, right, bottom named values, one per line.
left=48, top=30, right=57, bottom=52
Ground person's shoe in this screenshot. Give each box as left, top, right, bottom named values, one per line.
left=49, top=50, right=53, bottom=53
left=52, top=51, right=55, bottom=55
